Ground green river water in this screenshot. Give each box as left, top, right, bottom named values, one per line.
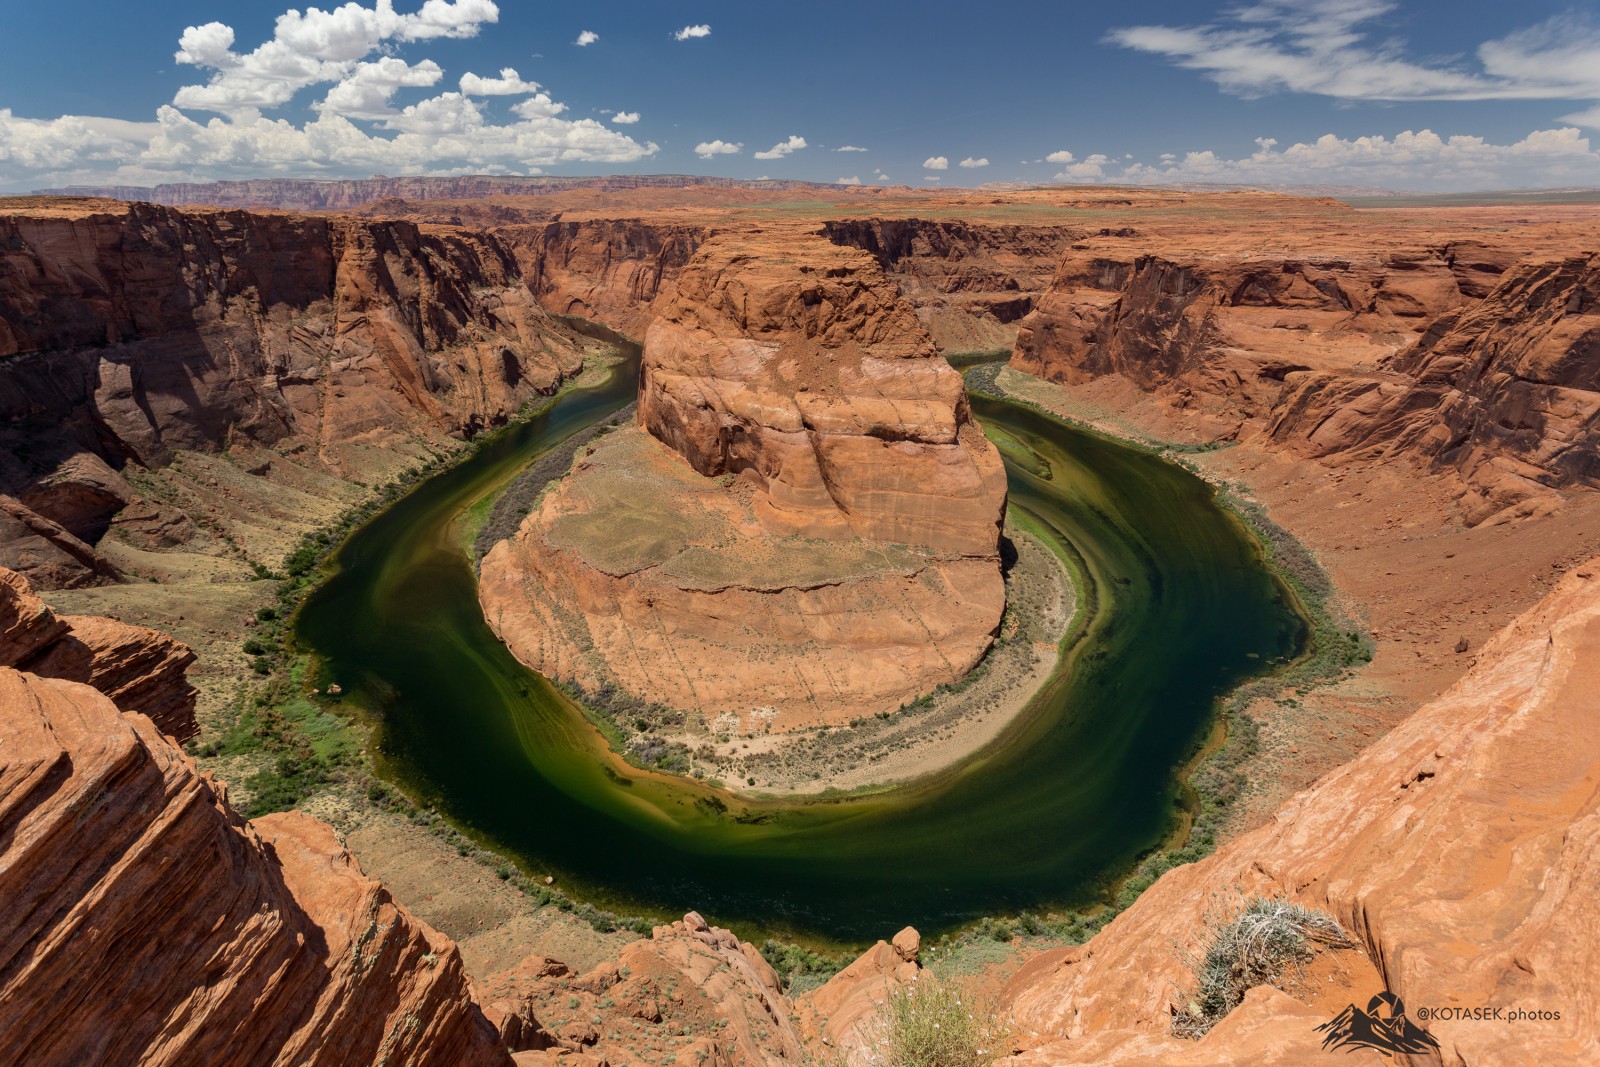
left=295, top=342, right=1305, bottom=944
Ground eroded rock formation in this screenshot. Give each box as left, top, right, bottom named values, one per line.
left=988, top=561, right=1600, bottom=1065
left=518, top=218, right=706, bottom=335
left=482, top=235, right=1007, bottom=728
left=478, top=911, right=805, bottom=1066
left=0, top=593, right=510, bottom=1067
left=822, top=218, right=1073, bottom=353
left=0, top=198, right=589, bottom=586
left=0, top=567, right=196, bottom=741
left=1013, top=241, right=1600, bottom=526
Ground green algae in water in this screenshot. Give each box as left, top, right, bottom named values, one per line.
left=295, top=345, right=1304, bottom=945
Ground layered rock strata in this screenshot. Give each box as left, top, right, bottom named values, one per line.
left=0, top=567, right=196, bottom=741
left=822, top=218, right=1074, bottom=354
left=482, top=235, right=1007, bottom=727
left=0, top=198, right=588, bottom=586
left=518, top=218, right=706, bottom=335
left=0, top=611, right=510, bottom=1066
left=987, top=561, right=1600, bottom=1065
left=1013, top=243, right=1600, bottom=526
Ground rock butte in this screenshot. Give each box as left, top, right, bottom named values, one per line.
left=481, top=233, right=1008, bottom=728
left=3, top=180, right=1600, bottom=1065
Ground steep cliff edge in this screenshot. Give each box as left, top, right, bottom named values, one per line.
left=1, top=566, right=196, bottom=741
left=1012, top=241, right=1599, bottom=526
left=516, top=218, right=706, bottom=336
left=822, top=217, right=1074, bottom=354
left=496, top=215, right=1070, bottom=353
left=1267, top=253, right=1600, bottom=524
left=0, top=589, right=511, bottom=1067
left=991, top=561, right=1600, bottom=1066
left=0, top=198, right=590, bottom=587
left=481, top=234, right=1007, bottom=730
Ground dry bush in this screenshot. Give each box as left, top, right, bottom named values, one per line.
left=860, top=974, right=1012, bottom=1067
left=1173, top=896, right=1354, bottom=1039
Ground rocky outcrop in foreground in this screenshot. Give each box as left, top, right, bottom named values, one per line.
left=482, top=234, right=1007, bottom=728
left=0, top=567, right=196, bottom=741
left=0, top=198, right=588, bottom=586
left=479, top=911, right=806, bottom=1066
left=0, top=598, right=509, bottom=1066
left=988, top=560, right=1600, bottom=1065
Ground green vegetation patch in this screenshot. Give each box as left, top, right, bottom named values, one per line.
left=861, top=974, right=1013, bottom=1067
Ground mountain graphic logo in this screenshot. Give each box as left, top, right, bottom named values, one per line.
left=1316, top=991, right=1441, bottom=1057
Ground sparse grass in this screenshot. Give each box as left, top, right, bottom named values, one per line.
left=1172, top=897, right=1354, bottom=1039
left=862, top=974, right=1013, bottom=1067
left=759, top=939, right=849, bottom=995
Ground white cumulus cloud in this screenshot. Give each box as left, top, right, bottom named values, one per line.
left=922, top=155, right=948, bottom=170
left=317, top=58, right=442, bottom=119
left=1116, top=127, right=1599, bottom=191
left=459, top=68, right=541, bottom=95
left=836, top=176, right=861, bottom=185
left=1054, top=153, right=1110, bottom=179
left=575, top=30, right=598, bottom=46
left=835, top=145, right=868, bottom=152
left=959, top=156, right=989, bottom=168
left=1045, top=149, right=1075, bottom=163
left=694, top=139, right=741, bottom=158
left=754, top=134, right=806, bottom=160
left=173, top=0, right=501, bottom=115
left=674, top=24, right=711, bottom=41
left=611, top=111, right=640, bottom=125
left=0, top=2, right=659, bottom=193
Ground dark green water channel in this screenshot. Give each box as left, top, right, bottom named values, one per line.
left=296, top=345, right=1305, bottom=945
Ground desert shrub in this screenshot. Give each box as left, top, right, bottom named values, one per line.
left=759, top=940, right=846, bottom=994
left=1173, top=897, right=1353, bottom=1039
left=863, top=974, right=1011, bottom=1067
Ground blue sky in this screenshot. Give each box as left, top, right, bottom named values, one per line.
left=2, top=0, right=1599, bottom=193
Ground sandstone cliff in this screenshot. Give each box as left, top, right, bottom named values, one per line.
left=39, top=175, right=865, bottom=212
left=984, top=560, right=1600, bottom=1065
left=482, top=234, right=1007, bottom=728
left=0, top=593, right=511, bottom=1066
left=0, top=198, right=589, bottom=586
left=1267, top=253, right=1600, bottom=524
left=1012, top=240, right=1599, bottom=525
left=517, top=218, right=706, bottom=335
left=822, top=218, right=1073, bottom=354
left=0, top=566, right=196, bottom=741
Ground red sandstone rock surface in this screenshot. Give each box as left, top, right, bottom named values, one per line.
left=0, top=663, right=510, bottom=1066
left=482, top=234, right=1007, bottom=727
left=477, top=911, right=804, bottom=1066
left=640, top=235, right=1006, bottom=553
left=0, top=198, right=589, bottom=586
left=796, top=926, right=922, bottom=1054
left=519, top=218, right=706, bottom=335
left=0, top=566, right=196, bottom=741
left=984, top=561, right=1600, bottom=1065
left=1013, top=224, right=1600, bottom=527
